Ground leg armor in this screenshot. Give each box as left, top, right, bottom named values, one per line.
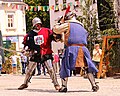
left=18, top=61, right=37, bottom=90
left=44, top=60, right=60, bottom=90
left=86, top=69, right=99, bottom=92
left=59, top=78, right=68, bottom=92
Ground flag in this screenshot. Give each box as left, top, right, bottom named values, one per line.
left=7, top=3, right=11, bottom=7
left=25, top=5, right=29, bottom=10
left=69, top=2, right=73, bottom=7
left=55, top=5, right=59, bottom=11
left=59, top=4, right=62, bottom=10
left=12, top=4, right=15, bottom=9
left=43, top=6, right=46, bottom=11
left=50, top=5, right=54, bottom=10
left=34, top=6, right=38, bottom=11
left=16, top=5, right=18, bottom=9
left=30, top=6, right=34, bottom=11
left=38, top=6, right=43, bottom=11
left=46, top=6, right=49, bottom=11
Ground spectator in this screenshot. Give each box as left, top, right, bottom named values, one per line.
left=53, top=53, right=59, bottom=73
left=92, top=44, right=102, bottom=77
left=36, top=63, right=41, bottom=76
left=39, top=63, right=46, bottom=75
left=92, top=44, right=102, bottom=69
left=0, top=53, right=2, bottom=76
left=10, top=54, right=19, bottom=74
left=33, top=63, right=46, bottom=76
left=20, top=51, right=28, bottom=75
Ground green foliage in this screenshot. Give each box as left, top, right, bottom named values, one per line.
left=99, top=0, right=120, bottom=68
left=24, top=0, right=50, bottom=32
left=110, top=40, right=120, bottom=68
left=97, top=0, right=116, bottom=30
left=5, top=43, right=16, bottom=58
left=102, top=28, right=119, bottom=36
left=102, top=28, right=120, bottom=68
left=97, top=0, right=120, bottom=69
left=77, top=0, right=101, bottom=53
left=2, top=43, right=21, bottom=74
left=77, top=0, right=120, bottom=70
left=2, top=44, right=14, bottom=73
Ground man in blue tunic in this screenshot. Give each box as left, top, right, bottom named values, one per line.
left=53, top=11, right=99, bottom=92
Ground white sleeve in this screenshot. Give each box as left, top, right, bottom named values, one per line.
left=93, top=49, right=97, bottom=55
left=99, top=49, right=102, bottom=55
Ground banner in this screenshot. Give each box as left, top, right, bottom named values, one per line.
left=4, top=1, right=81, bottom=12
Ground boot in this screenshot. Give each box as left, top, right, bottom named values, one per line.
left=87, top=73, right=99, bottom=92
left=59, top=78, right=68, bottom=92
left=18, top=84, right=28, bottom=90
left=92, top=82, right=99, bottom=92
left=18, top=62, right=37, bottom=90
left=59, top=85, right=67, bottom=92
left=18, top=75, right=32, bottom=90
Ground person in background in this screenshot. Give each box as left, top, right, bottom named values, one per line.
left=36, top=62, right=41, bottom=76
left=10, top=54, right=19, bottom=74
left=0, top=53, right=2, bottom=76
left=20, top=51, right=28, bottom=75
left=92, top=44, right=102, bottom=77
left=40, top=63, right=47, bottom=75
left=33, top=62, right=46, bottom=76
left=92, top=44, right=102, bottom=68
left=53, top=53, right=59, bottom=73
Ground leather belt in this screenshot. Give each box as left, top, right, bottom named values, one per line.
left=67, top=44, right=85, bottom=46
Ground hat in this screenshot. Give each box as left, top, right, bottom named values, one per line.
left=32, top=17, right=42, bottom=27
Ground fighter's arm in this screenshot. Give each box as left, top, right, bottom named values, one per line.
left=52, top=23, right=69, bottom=42
left=52, top=23, right=69, bottom=34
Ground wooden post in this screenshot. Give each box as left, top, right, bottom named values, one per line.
left=106, top=41, right=115, bottom=71
left=97, top=36, right=107, bottom=78
left=106, top=38, right=109, bottom=70
left=97, top=35, right=120, bottom=78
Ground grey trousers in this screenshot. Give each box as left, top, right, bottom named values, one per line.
left=23, top=60, right=59, bottom=86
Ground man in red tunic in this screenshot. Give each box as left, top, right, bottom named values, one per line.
left=18, top=17, right=60, bottom=90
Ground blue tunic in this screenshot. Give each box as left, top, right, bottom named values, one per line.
left=60, top=22, right=98, bottom=79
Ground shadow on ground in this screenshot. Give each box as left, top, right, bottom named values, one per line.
left=6, top=88, right=91, bottom=93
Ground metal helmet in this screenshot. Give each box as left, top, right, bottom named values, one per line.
left=32, top=17, right=42, bottom=27
left=55, top=16, right=63, bottom=23
left=64, top=11, right=76, bottom=20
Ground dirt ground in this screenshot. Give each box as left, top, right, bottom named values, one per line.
left=0, top=74, right=120, bottom=96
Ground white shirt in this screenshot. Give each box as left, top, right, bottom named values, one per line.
left=11, top=55, right=18, bottom=64
left=0, top=55, right=2, bottom=64
left=21, top=54, right=27, bottom=62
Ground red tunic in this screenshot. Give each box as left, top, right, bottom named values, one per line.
left=37, top=28, right=53, bottom=55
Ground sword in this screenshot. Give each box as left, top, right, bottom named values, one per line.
left=0, top=46, right=21, bottom=53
